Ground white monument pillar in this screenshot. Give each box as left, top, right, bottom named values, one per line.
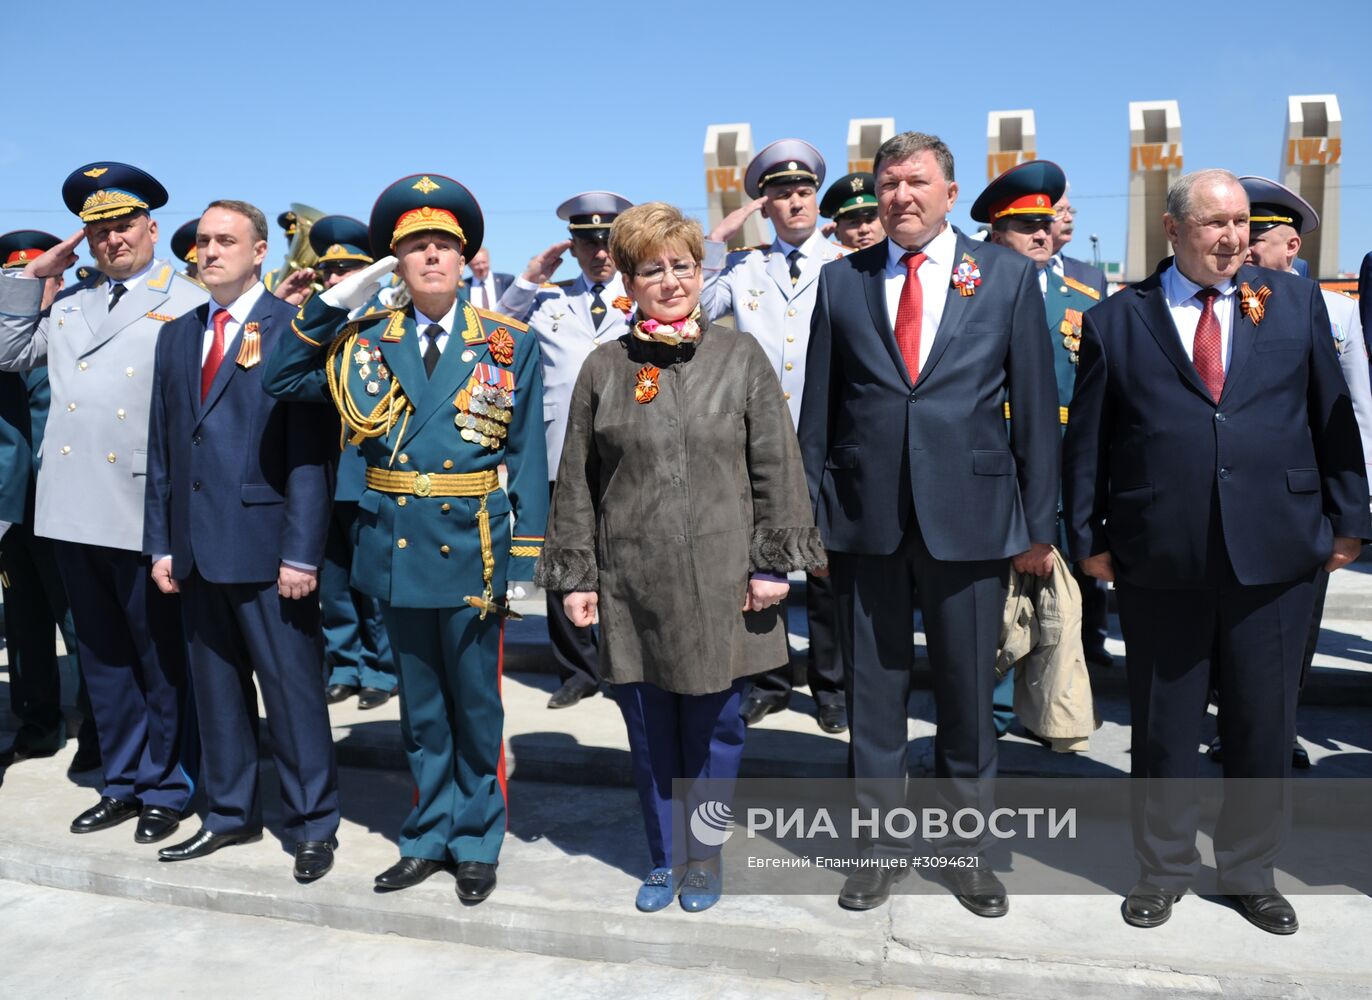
left=1281, top=94, right=1341, bottom=278
left=986, top=110, right=1037, bottom=181
left=704, top=123, right=767, bottom=250
left=846, top=117, right=895, bottom=174
left=1125, top=100, right=1183, bottom=283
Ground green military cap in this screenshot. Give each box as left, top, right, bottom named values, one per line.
left=819, top=172, right=877, bottom=219
left=369, top=173, right=484, bottom=258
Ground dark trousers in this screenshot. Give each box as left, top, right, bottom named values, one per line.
left=2, top=521, right=70, bottom=748
left=750, top=572, right=845, bottom=709
left=321, top=500, right=395, bottom=691
left=1076, top=567, right=1111, bottom=657
left=1116, top=570, right=1315, bottom=892
left=614, top=679, right=746, bottom=869
left=181, top=572, right=339, bottom=843
left=381, top=602, right=507, bottom=864
left=1299, top=568, right=1330, bottom=687
left=545, top=481, right=600, bottom=689
left=833, top=521, right=1007, bottom=856
left=53, top=540, right=191, bottom=810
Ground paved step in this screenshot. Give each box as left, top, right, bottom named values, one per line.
left=1, top=751, right=1368, bottom=1000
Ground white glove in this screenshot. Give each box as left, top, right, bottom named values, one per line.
left=320, top=256, right=398, bottom=311
left=506, top=583, right=528, bottom=601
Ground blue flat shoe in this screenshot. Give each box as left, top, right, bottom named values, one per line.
left=635, top=867, right=680, bottom=912
left=679, top=865, right=722, bottom=912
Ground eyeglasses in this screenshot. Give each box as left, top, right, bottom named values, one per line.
left=633, top=261, right=699, bottom=284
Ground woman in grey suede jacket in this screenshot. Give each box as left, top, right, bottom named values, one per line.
left=534, top=202, right=825, bottom=914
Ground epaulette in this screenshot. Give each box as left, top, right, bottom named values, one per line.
left=554, top=278, right=577, bottom=288
left=728, top=244, right=767, bottom=256
left=1062, top=275, right=1101, bottom=301
left=539, top=281, right=559, bottom=288
left=472, top=305, right=529, bottom=333
left=144, top=264, right=174, bottom=292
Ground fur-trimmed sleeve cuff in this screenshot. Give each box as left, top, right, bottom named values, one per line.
left=749, top=526, right=827, bottom=575
left=533, top=547, right=599, bottom=593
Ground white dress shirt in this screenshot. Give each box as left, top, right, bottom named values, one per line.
left=469, top=274, right=498, bottom=310
left=883, top=222, right=957, bottom=370
left=1161, top=262, right=1236, bottom=369
left=415, top=300, right=458, bottom=359
left=203, top=281, right=268, bottom=362
left=109, top=258, right=157, bottom=306
left=1039, top=253, right=1066, bottom=297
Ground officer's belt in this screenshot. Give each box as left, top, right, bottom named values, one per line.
left=365, top=468, right=499, bottom=498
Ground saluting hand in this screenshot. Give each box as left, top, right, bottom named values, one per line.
left=1326, top=536, right=1363, bottom=573
left=278, top=563, right=318, bottom=600
left=23, top=229, right=83, bottom=281
left=520, top=240, right=573, bottom=284
left=272, top=268, right=316, bottom=306
left=708, top=196, right=767, bottom=244
left=320, top=255, right=398, bottom=312
left=564, top=591, right=599, bottom=627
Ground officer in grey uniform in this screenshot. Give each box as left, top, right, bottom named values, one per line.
left=699, top=139, right=848, bottom=733
left=0, top=162, right=207, bottom=842
left=497, top=192, right=634, bottom=708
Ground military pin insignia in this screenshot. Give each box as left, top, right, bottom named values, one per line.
left=365, top=380, right=381, bottom=395
left=1239, top=282, right=1270, bottom=325
left=235, top=322, right=262, bottom=369
left=951, top=255, right=982, bottom=297
left=1333, top=322, right=1349, bottom=356
left=634, top=364, right=660, bottom=404
left=461, top=349, right=476, bottom=362
left=488, top=326, right=515, bottom=366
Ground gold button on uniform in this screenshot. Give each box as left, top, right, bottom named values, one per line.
left=397, top=538, right=408, bottom=549
left=784, top=391, right=792, bottom=400
left=786, top=335, right=795, bottom=343
left=125, top=367, right=135, bottom=377
left=787, top=308, right=797, bottom=317
left=397, top=496, right=408, bottom=507
left=60, top=445, right=71, bottom=455
left=117, top=409, right=126, bottom=419
left=67, top=403, right=76, bottom=412
left=440, top=545, right=451, bottom=555
left=398, top=453, right=409, bottom=464
left=440, top=503, right=452, bottom=512
left=78, top=362, right=88, bottom=371
left=784, top=362, right=793, bottom=371
left=442, top=459, right=454, bottom=469
left=106, top=452, right=116, bottom=463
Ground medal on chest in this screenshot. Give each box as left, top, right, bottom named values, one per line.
left=1060, top=309, right=1083, bottom=364
left=951, top=255, right=982, bottom=297
left=353, top=337, right=390, bottom=395
left=455, top=362, right=514, bottom=449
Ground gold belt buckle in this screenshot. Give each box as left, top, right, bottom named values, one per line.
left=412, top=473, right=432, bottom=497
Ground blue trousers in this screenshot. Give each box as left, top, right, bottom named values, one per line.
left=381, top=602, right=506, bottom=864
left=614, top=679, right=746, bottom=869
left=321, top=501, right=395, bottom=690
left=53, top=541, right=191, bottom=810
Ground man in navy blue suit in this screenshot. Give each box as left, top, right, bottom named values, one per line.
left=1064, top=169, right=1370, bottom=935
left=143, top=200, right=340, bottom=880
left=800, top=131, right=1061, bottom=917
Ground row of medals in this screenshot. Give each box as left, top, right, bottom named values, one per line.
left=356, top=346, right=390, bottom=395
left=456, top=383, right=513, bottom=450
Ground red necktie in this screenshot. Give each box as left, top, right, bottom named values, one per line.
left=1193, top=288, right=1224, bottom=402
left=894, top=251, right=928, bottom=382
left=202, top=307, right=229, bottom=401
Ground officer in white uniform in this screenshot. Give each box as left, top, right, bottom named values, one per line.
left=698, top=139, right=848, bottom=734
left=497, top=192, right=634, bottom=709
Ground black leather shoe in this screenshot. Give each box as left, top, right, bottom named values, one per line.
left=70, top=796, right=140, bottom=834
left=739, top=694, right=787, bottom=727
left=1122, top=882, right=1181, bottom=928
left=546, top=678, right=596, bottom=710
left=943, top=866, right=1008, bottom=917
left=455, top=861, right=497, bottom=903
left=357, top=687, right=395, bottom=710
left=134, top=806, right=182, bottom=844
left=294, top=841, right=335, bottom=881
left=374, top=856, right=444, bottom=891
left=158, top=826, right=261, bottom=861
left=837, top=865, right=907, bottom=910
left=68, top=739, right=103, bottom=775
left=325, top=683, right=359, bottom=705
left=1234, top=892, right=1298, bottom=935
left=1292, top=741, right=1311, bottom=770
left=817, top=703, right=848, bottom=734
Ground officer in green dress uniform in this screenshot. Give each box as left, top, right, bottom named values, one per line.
left=973, top=160, right=1099, bottom=739
left=262, top=174, right=547, bottom=903
left=819, top=172, right=884, bottom=251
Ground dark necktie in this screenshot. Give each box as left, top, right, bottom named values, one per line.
left=422, top=324, right=443, bottom=377
left=893, top=251, right=928, bottom=382
left=1193, top=288, right=1224, bottom=402
left=590, top=282, right=607, bottom=330
left=787, top=249, right=802, bottom=285
left=201, top=308, right=229, bottom=401
left=477, top=282, right=489, bottom=309
left=109, top=282, right=127, bottom=310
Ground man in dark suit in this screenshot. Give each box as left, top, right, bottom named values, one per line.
left=143, top=200, right=340, bottom=880
left=464, top=247, right=512, bottom=311
left=800, top=131, right=1061, bottom=916
left=1064, top=168, right=1369, bottom=935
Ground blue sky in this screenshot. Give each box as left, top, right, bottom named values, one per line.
left=3, top=0, right=1368, bottom=279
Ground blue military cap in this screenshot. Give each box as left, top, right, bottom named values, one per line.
left=171, top=217, right=201, bottom=265
left=369, top=174, right=484, bottom=259
left=819, top=172, right=877, bottom=219
left=556, top=191, right=633, bottom=235
left=278, top=210, right=299, bottom=238
left=744, top=139, right=825, bottom=198
left=0, top=229, right=59, bottom=270
left=1238, top=175, right=1318, bottom=235
left=309, top=215, right=374, bottom=266
left=61, top=162, right=168, bottom=223
left=970, top=160, right=1066, bottom=224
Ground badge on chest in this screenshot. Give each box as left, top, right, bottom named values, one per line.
left=454, top=362, right=514, bottom=449
left=352, top=337, right=392, bottom=396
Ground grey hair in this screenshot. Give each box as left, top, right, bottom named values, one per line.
left=873, top=131, right=955, bottom=183
left=1166, top=169, right=1242, bottom=221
